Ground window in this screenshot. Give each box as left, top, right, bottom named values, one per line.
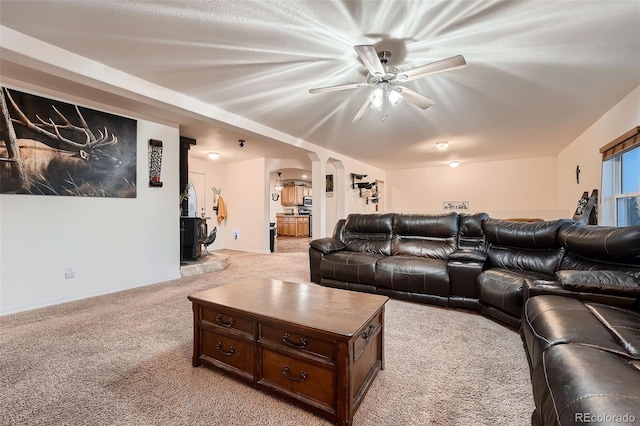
left=601, top=127, right=640, bottom=226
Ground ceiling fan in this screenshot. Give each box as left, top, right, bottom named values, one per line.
left=309, top=45, right=466, bottom=122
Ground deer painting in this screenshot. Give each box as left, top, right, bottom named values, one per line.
left=0, top=87, right=137, bottom=197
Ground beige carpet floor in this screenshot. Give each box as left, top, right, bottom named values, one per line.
left=1, top=251, right=534, bottom=425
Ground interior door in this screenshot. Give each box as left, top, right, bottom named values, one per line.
left=188, top=172, right=207, bottom=218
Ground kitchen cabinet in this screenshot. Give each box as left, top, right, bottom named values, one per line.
left=276, top=214, right=309, bottom=237
left=280, top=186, right=311, bottom=206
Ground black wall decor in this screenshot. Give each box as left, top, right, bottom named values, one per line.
left=326, top=174, right=334, bottom=192
left=148, top=139, right=163, bottom=187
left=0, top=86, right=137, bottom=197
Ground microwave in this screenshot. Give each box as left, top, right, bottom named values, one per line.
left=303, top=196, right=312, bottom=207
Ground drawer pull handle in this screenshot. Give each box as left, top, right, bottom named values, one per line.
left=216, top=342, right=235, bottom=356
left=215, top=314, right=235, bottom=327
left=282, top=333, right=307, bottom=349
left=282, top=365, right=307, bottom=383
left=362, top=324, right=375, bottom=339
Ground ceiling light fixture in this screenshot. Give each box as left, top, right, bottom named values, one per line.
left=369, top=87, right=384, bottom=111
left=311, top=46, right=462, bottom=123
left=449, top=161, right=460, bottom=168
left=367, top=81, right=403, bottom=120
left=207, top=152, right=220, bottom=160
left=388, top=87, right=403, bottom=107
left=274, top=172, right=284, bottom=191
left=435, top=141, right=449, bottom=150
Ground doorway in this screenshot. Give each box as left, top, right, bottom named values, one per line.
left=188, top=172, right=207, bottom=218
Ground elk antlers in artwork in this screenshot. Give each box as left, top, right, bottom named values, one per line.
left=4, top=88, right=117, bottom=159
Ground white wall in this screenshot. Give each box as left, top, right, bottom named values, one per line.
left=305, top=156, right=385, bottom=237
left=1, top=107, right=181, bottom=314
left=325, top=162, right=338, bottom=234
left=223, top=157, right=269, bottom=253
left=386, top=157, right=565, bottom=220
left=556, top=85, right=640, bottom=222
left=340, top=159, right=386, bottom=215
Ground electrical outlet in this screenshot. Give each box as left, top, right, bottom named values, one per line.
left=64, top=267, right=75, bottom=279
left=233, top=231, right=238, bottom=240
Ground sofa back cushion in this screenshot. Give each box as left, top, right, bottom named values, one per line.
left=458, top=212, right=489, bottom=250
left=483, top=218, right=569, bottom=275
left=391, top=213, right=458, bottom=259
left=342, top=213, right=394, bottom=255
left=559, top=222, right=640, bottom=273
left=331, top=218, right=346, bottom=241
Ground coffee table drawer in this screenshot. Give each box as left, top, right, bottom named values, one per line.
left=260, top=324, right=335, bottom=362
left=201, top=329, right=254, bottom=375
left=201, top=307, right=254, bottom=337
left=353, top=313, right=381, bottom=360
left=260, top=348, right=336, bottom=409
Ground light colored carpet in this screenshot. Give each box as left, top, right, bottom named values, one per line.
left=0, top=252, right=534, bottom=425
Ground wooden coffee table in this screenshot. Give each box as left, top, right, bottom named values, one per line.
left=188, top=278, right=389, bottom=425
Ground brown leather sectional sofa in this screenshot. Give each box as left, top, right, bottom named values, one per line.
left=309, top=212, right=640, bottom=425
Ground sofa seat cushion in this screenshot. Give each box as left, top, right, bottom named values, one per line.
left=478, top=268, right=551, bottom=317
left=374, top=256, right=449, bottom=296
left=522, top=296, right=633, bottom=369
left=531, top=344, right=640, bottom=426
left=319, top=251, right=383, bottom=285
left=588, top=303, right=640, bottom=358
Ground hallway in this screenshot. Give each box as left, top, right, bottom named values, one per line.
left=274, top=236, right=312, bottom=253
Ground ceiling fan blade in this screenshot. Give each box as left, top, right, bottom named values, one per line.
left=352, top=97, right=371, bottom=122
left=397, top=87, right=435, bottom=109
left=309, top=82, right=366, bottom=94
left=354, top=45, right=385, bottom=77
left=398, top=55, right=466, bottom=82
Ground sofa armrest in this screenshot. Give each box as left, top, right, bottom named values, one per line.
left=556, top=270, right=640, bottom=297
left=448, top=249, right=488, bottom=263
left=523, top=278, right=566, bottom=300
left=310, top=237, right=346, bottom=254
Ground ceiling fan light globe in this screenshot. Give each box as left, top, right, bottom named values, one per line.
left=388, top=89, right=403, bottom=107
left=370, top=88, right=384, bottom=111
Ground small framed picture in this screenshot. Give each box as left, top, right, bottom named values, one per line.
left=326, top=174, right=334, bottom=193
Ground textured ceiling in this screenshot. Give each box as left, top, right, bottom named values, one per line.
left=1, top=0, right=639, bottom=170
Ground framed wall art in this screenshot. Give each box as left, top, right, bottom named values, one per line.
left=326, top=174, right=334, bottom=193
left=0, top=86, right=137, bottom=197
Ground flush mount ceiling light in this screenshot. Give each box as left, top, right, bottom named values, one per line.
left=449, top=161, right=460, bottom=168
left=435, top=141, right=449, bottom=150
left=309, top=45, right=466, bottom=123
left=207, top=152, right=220, bottom=160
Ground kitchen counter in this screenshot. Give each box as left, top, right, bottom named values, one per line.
left=276, top=214, right=310, bottom=237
